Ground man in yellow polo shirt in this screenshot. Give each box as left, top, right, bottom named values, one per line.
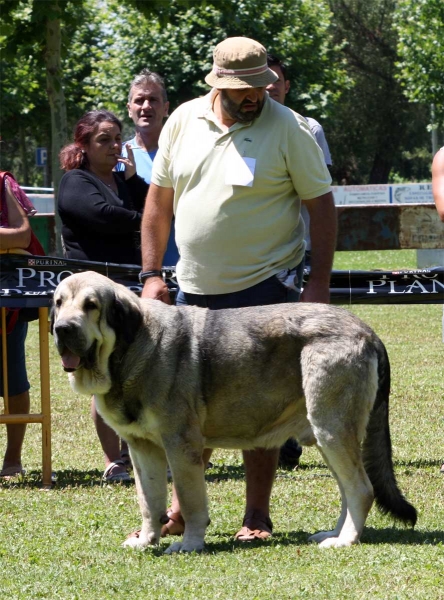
left=139, top=36, right=337, bottom=542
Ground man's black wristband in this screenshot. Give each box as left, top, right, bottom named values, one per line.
left=138, top=270, right=163, bottom=283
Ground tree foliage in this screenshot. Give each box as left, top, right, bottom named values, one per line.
left=1, top=0, right=440, bottom=187
left=0, top=0, right=103, bottom=184
left=325, top=0, right=431, bottom=184
left=84, top=0, right=344, bottom=129
left=395, top=0, right=444, bottom=125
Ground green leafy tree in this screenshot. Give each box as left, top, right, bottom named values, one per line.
left=395, top=0, right=444, bottom=128
left=1, top=0, right=107, bottom=255
left=0, top=0, right=103, bottom=186
left=325, top=0, right=431, bottom=184
left=395, top=0, right=444, bottom=118
left=1, top=1, right=49, bottom=184
left=84, top=0, right=345, bottom=130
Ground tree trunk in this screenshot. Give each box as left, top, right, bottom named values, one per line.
left=19, top=125, right=29, bottom=186
left=45, top=2, right=67, bottom=256
left=369, top=154, right=392, bottom=184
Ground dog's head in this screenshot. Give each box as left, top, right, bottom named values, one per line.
left=51, top=271, right=143, bottom=395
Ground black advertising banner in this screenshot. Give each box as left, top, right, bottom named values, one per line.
left=0, top=255, right=145, bottom=307
left=326, top=267, right=444, bottom=305
left=0, top=254, right=443, bottom=307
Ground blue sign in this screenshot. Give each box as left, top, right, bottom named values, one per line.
left=36, top=147, right=47, bottom=167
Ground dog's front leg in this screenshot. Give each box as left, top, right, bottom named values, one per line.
left=164, top=442, right=209, bottom=555
left=122, top=439, right=168, bottom=549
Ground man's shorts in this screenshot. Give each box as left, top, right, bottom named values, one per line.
left=175, top=262, right=304, bottom=310
left=0, top=320, right=30, bottom=397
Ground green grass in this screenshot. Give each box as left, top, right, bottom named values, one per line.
left=1, top=250, right=443, bottom=599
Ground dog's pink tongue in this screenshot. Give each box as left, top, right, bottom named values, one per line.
left=61, top=349, right=81, bottom=370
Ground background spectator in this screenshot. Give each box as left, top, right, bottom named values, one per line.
left=58, top=110, right=148, bottom=482
left=116, top=69, right=179, bottom=266
left=0, top=172, right=37, bottom=478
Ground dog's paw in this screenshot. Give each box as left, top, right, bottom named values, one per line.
left=122, top=532, right=158, bottom=550
left=164, top=540, right=205, bottom=555
left=122, top=537, right=148, bottom=549
left=318, top=537, right=354, bottom=548
left=164, top=542, right=184, bottom=555
left=308, top=530, right=336, bottom=544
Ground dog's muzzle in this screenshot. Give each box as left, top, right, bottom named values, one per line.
left=54, top=319, right=95, bottom=372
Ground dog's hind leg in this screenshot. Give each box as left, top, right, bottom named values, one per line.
left=309, top=449, right=348, bottom=543
left=309, top=440, right=374, bottom=547
left=122, top=439, right=168, bottom=549
left=303, top=343, right=378, bottom=547
left=163, top=439, right=209, bottom=555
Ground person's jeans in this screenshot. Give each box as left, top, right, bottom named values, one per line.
left=175, top=262, right=304, bottom=309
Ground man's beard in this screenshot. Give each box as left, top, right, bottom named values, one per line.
left=220, top=90, right=265, bottom=123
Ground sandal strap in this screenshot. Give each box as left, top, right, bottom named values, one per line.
left=103, top=460, right=126, bottom=478
left=166, top=509, right=185, bottom=527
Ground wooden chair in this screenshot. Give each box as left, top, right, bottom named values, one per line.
left=0, top=306, right=52, bottom=487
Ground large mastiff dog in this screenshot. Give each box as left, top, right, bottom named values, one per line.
left=52, top=272, right=417, bottom=554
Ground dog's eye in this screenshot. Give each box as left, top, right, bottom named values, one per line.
left=55, top=298, right=62, bottom=307
left=84, top=300, right=98, bottom=311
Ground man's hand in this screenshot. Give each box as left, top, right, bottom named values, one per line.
left=141, top=276, right=171, bottom=304
left=301, top=279, right=330, bottom=304
left=118, top=144, right=137, bottom=180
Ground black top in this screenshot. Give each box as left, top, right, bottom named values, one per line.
left=58, top=169, right=148, bottom=265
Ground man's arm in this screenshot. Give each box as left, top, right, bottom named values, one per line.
left=140, top=183, right=174, bottom=303
left=301, top=191, right=337, bottom=303
left=432, top=149, right=444, bottom=222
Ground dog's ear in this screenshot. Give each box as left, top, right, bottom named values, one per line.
left=108, top=290, right=143, bottom=346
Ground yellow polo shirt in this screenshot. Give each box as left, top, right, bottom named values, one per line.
left=151, top=91, right=331, bottom=294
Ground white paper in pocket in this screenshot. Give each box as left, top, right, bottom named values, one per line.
left=225, top=155, right=256, bottom=187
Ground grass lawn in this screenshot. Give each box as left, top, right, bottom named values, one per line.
left=1, top=250, right=443, bottom=599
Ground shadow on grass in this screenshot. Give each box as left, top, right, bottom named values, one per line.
left=393, top=458, right=442, bottom=469
left=200, top=526, right=444, bottom=554
left=361, top=526, right=444, bottom=546
left=207, top=459, right=443, bottom=481
left=92, top=526, right=444, bottom=558
left=2, top=458, right=441, bottom=489
left=0, top=468, right=134, bottom=489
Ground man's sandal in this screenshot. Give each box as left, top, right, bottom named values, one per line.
left=0, top=465, right=26, bottom=480
left=103, top=460, right=131, bottom=483
left=440, top=462, right=444, bottom=474
left=125, top=509, right=185, bottom=541
left=161, top=509, right=185, bottom=536
left=234, top=509, right=273, bottom=542
left=120, top=452, right=132, bottom=470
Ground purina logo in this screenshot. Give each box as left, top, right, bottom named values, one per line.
left=27, top=258, right=67, bottom=267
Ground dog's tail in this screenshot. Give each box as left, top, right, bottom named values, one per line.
left=362, top=339, right=417, bottom=527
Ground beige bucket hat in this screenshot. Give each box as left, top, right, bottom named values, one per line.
left=205, top=37, right=278, bottom=89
